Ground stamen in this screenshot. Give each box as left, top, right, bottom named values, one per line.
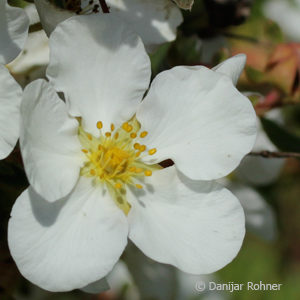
left=129, top=166, right=136, bottom=172
left=115, top=183, right=122, bottom=189
left=130, top=132, right=137, bottom=139
left=139, top=145, right=146, bottom=152
left=82, top=149, right=88, bottom=153
left=140, top=131, right=148, bottom=138
left=134, top=143, right=140, bottom=150
left=87, top=133, right=92, bottom=140
left=144, top=170, right=152, bottom=176
left=135, top=168, right=143, bottom=173
left=90, top=169, right=96, bottom=176
left=111, top=124, right=115, bottom=131
left=135, top=184, right=143, bottom=189
left=105, top=132, right=111, bottom=137
left=114, top=132, right=119, bottom=139
left=97, top=121, right=103, bottom=129
left=148, top=148, right=157, bottom=155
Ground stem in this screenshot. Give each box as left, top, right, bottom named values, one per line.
left=99, top=0, right=110, bottom=13
left=249, top=151, right=300, bottom=159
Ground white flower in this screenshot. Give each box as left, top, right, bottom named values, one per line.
left=264, top=0, right=300, bottom=41
left=7, top=4, right=49, bottom=75
left=34, top=0, right=183, bottom=51
left=8, top=15, right=256, bottom=292
left=236, top=109, right=284, bottom=186
left=0, top=0, right=29, bottom=159
left=229, top=183, right=277, bottom=241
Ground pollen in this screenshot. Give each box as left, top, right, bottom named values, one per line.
left=144, top=170, right=152, bottom=176
left=148, top=148, right=157, bottom=155
left=96, top=121, right=103, bottom=129
left=139, top=145, right=146, bottom=152
left=115, top=183, right=122, bottom=189
left=140, top=131, right=148, bottom=138
left=78, top=119, right=159, bottom=215
left=134, top=143, right=140, bottom=150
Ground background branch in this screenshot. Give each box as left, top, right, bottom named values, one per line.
left=249, top=151, right=300, bottom=159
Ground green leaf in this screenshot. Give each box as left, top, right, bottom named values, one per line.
left=261, top=117, right=300, bottom=152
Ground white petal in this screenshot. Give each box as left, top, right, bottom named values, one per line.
left=7, top=30, right=49, bottom=74
left=236, top=117, right=284, bottom=185
left=34, top=0, right=73, bottom=36
left=35, top=0, right=182, bottom=50
left=128, top=167, right=245, bottom=274
left=8, top=177, right=128, bottom=292
left=0, top=65, right=21, bottom=159
left=80, top=278, right=109, bottom=294
left=137, top=66, right=257, bottom=181
left=47, top=15, right=151, bottom=135
left=124, top=243, right=177, bottom=300
left=229, top=183, right=277, bottom=241
left=264, top=0, right=300, bottom=41
left=212, top=54, right=246, bottom=85
left=20, top=79, right=82, bottom=202
left=106, top=261, right=139, bottom=298
left=0, top=0, right=29, bottom=64
left=106, top=0, right=183, bottom=50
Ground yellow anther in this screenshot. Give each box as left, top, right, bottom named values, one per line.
left=115, top=183, right=122, bottom=189
left=140, top=145, right=146, bottom=152
left=122, top=122, right=129, bottom=131
left=144, top=170, right=152, bottom=176
left=114, top=132, right=119, bottom=139
left=105, top=132, right=111, bottom=137
left=129, top=166, right=136, bottom=172
left=87, top=133, right=92, bottom=141
left=135, top=151, right=141, bottom=157
left=140, top=131, right=148, bottom=138
left=90, top=169, right=96, bottom=176
left=148, top=148, right=157, bottom=155
left=98, top=145, right=103, bottom=151
left=135, top=184, right=143, bottom=189
left=96, top=121, right=103, bottom=129
left=134, top=143, right=140, bottom=150
left=130, top=132, right=137, bottom=139
left=82, top=149, right=88, bottom=154
left=111, top=124, right=115, bottom=131
left=125, top=124, right=133, bottom=132
left=135, top=168, right=143, bottom=173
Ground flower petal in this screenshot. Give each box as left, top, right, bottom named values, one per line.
left=47, top=14, right=151, bottom=135
left=35, top=0, right=182, bottom=50
left=80, top=278, right=110, bottom=294
left=212, top=54, right=246, bottom=85
left=106, top=0, right=183, bottom=51
left=137, top=65, right=257, bottom=181
left=230, top=183, right=277, bottom=241
left=127, top=166, right=245, bottom=274
left=236, top=117, right=284, bottom=185
left=7, top=30, right=49, bottom=74
left=124, top=243, right=177, bottom=300
left=8, top=177, right=128, bottom=292
left=0, top=65, right=21, bottom=159
left=0, top=0, right=29, bottom=64
left=34, top=0, right=73, bottom=36
left=20, top=79, right=82, bottom=202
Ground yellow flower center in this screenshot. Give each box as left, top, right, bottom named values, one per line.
left=78, top=117, right=159, bottom=215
